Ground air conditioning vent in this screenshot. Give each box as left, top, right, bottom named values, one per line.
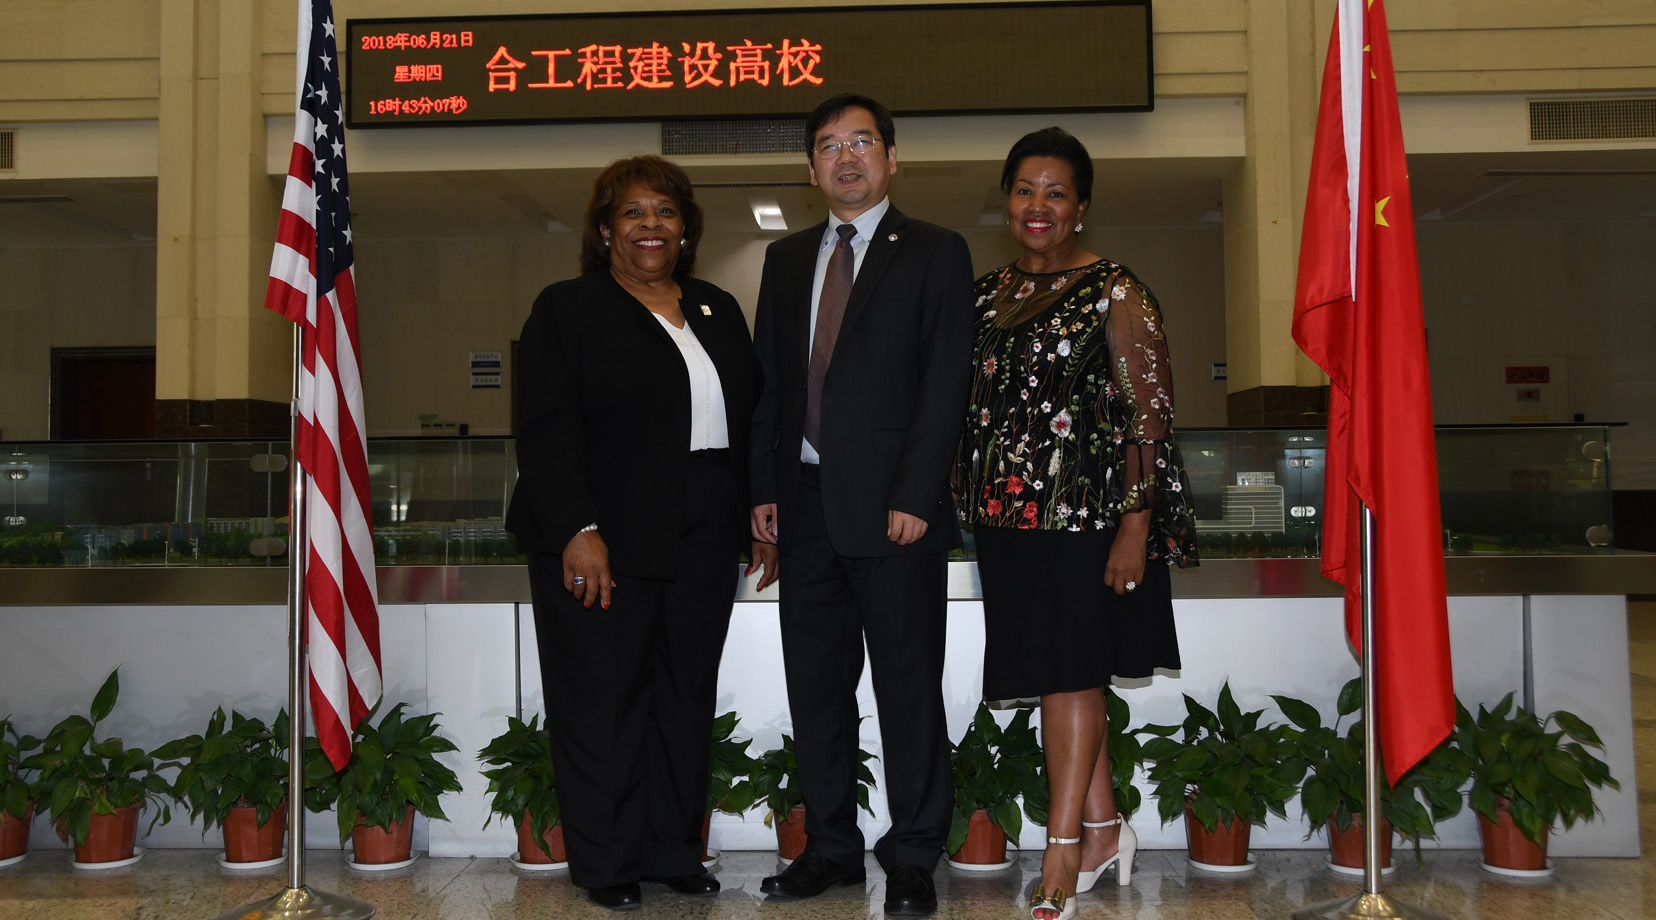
left=1529, top=97, right=1656, bottom=142
left=0, top=130, right=15, bottom=170
left=662, top=119, right=806, bottom=156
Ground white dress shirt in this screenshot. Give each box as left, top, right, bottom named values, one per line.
left=801, top=195, right=892, bottom=463
left=655, top=313, right=729, bottom=451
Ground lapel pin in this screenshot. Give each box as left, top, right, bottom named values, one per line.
left=700, top=304, right=712, bottom=315
left=888, top=233, right=899, bottom=242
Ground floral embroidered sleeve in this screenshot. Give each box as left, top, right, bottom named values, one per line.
left=1103, top=269, right=1198, bottom=564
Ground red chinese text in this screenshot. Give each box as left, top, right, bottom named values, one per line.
left=485, top=46, right=527, bottom=92
left=483, top=37, right=826, bottom=92
left=369, top=96, right=470, bottom=116
left=576, top=44, right=626, bottom=90
left=393, top=64, right=445, bottom=83
left=362, top=31, right=474, bottom=51
left=726, top=40, right=773, bottom=86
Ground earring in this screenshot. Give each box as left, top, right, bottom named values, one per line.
left=680, top=238, right=687, bottom=247
left=1074, top=223, right=1084, bottom=233
left=603, top=239, right=610, bottom=247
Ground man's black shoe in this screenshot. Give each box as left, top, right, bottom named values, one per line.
left=883, top=864, right=937, bottom=916
left=760, top=850, right=867, bottom=898
left=642, top=871, right=721, bottom=895
left=587, top=881, right=643, bottom=910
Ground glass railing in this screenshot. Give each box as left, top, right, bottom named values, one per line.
left=0, top=425, right=1617, bottom=567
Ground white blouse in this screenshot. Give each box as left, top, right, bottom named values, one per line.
left=655, top=313, right=729, bottom=451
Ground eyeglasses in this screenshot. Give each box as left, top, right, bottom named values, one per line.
left=812, top=136, right=882, bottom=160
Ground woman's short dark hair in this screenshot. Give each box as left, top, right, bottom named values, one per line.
left=1000, top=127, right=1093, bottom=206
left=580, top=155, right=704, bottom=277
left=804, top=93, right=896, bottom=158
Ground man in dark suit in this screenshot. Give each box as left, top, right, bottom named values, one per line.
left=749, top=93, right=974, bottom=916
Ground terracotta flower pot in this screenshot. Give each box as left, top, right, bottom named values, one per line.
left=0, top=803, right=32, bottom=861
left=352, top=805, right=416, bottom=865
left=222, top=801, right=287, bottom=864
left=1477, top=800, right=1548, bottom=870
left=775, top=804, right=808, bottom=861
left=949, top=808, right=1008, bottom=865
left=69, top=804, right=140, bottom=864
left=1326, top=816, right=1392, bottom=870
left=1184, top=803, right=1249, bottom=866
left=701, top=812, right=712, bottom=860
left=515, top=811, right=567, bottom=864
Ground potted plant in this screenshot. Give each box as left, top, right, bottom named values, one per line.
left=752, top=733, right=877, bottom=861
left=1454, top=693, right=1617, bottom=872
left=1275, top=679, right=1470, bottom=871
left=304, top=702, right=463, bottom=865
left=478, top=714, right=564, bottom=866
left=1, top=715, right=41, bottom=864
left=945, top=703, right=1044, bottom=866
left=23, top=668, right=171, bottom=865
left=153, top=708, right=291, bottom=865
left=1140, top=683, right=1306, bottom=869
left=705, top=711, right=756, bottom=860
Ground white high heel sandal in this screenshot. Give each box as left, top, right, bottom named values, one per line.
left=1029, top=834, right=1080, bottom=920
left=1074, top=814, right=1137, bottom=891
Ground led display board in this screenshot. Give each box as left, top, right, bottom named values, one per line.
left=345, top=1, right=1152, bottom=127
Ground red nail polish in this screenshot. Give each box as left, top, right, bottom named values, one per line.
left=602, top=601, right=610, bottom=610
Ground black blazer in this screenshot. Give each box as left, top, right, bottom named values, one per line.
left=749, top=204, right=975, bottom=558
left=506, top=272, right=762, bottom=579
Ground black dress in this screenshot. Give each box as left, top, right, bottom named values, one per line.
left=955, top=259, right=1197, bottom=700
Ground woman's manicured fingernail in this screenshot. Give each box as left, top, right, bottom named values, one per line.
left=602, top=601, right=610, bottom=610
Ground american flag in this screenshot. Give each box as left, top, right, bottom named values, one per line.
left=264, top=0, right=382, bottom=771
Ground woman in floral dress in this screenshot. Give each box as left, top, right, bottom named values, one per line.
left=955, top=128, right=1198, bottom=920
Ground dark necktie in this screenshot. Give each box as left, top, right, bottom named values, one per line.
left=805, top=223, right=856, bottom=449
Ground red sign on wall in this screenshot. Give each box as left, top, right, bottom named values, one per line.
left=1504, top=366, right=1550, bottom=385
left=345, top=2, right=1154, bottom=127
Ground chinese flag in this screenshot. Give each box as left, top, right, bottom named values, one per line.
left=1292, top=0, right=1454, bottom=785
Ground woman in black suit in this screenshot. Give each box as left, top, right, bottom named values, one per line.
left=506, top=155, right=776, bottom=909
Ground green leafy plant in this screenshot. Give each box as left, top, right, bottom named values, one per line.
left=1139, top=682, right=1307, bottom=833
left=153, top=708, right=290, bottom=834
left=1275, top=679, right=1469, bottom=858
left=945, top=703, right=1044, bottom=854
left=477, top=714, right=559, bottom=860
left=707, top=711, right=757, bottom=816
left=304, top=702, right=463, bottom=843
left=2, top=715, right=42, bottom=821
left=22, top=668, right=172, bottom=845
left=751, top=733, right=877, bottom=828
left=1454, top=692, right=1617, bottom=845
left=1103, top=688, right=1143, bottom=821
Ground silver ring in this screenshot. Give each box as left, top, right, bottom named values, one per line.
left=572, top=576, right=586, bottom=585
left=1124, top=581, right=1137, bottom=592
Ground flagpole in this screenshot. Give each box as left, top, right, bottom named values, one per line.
left=213, top=326, right=374, bottom=920
left=1292, top=504, right=1446, bottom=920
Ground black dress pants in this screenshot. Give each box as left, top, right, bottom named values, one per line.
left=778, top=465, right=951, bottom=871
left=528, top=451, right=739, bottom=889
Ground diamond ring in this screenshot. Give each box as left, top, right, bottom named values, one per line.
left=1124, top=581, right=1137, bottom=592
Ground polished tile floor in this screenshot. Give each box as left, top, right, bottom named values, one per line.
left=4, top=601, right=1654, bottom=920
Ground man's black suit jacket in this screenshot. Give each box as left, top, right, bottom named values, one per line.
left=749, top=205, right=974, bottom=557
left=506, top=272, right=762, bottom=579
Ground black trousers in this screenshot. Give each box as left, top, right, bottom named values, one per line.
left=778, top=465, right=951, bottom=871
left=528, top=450, right=739, bottom=889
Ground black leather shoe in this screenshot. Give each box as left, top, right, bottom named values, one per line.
left=642, top=871, right=721, bottom=895
left=883, top=864, right=937, bottom=916
left=760, top=849, right=867, bottom=898
left=587, top=882, right=643, bottom=910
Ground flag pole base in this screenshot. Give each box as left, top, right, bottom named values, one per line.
left=212, top=884, right=375, bottom=920
left=1293, top=892, right=1450, bottom=920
